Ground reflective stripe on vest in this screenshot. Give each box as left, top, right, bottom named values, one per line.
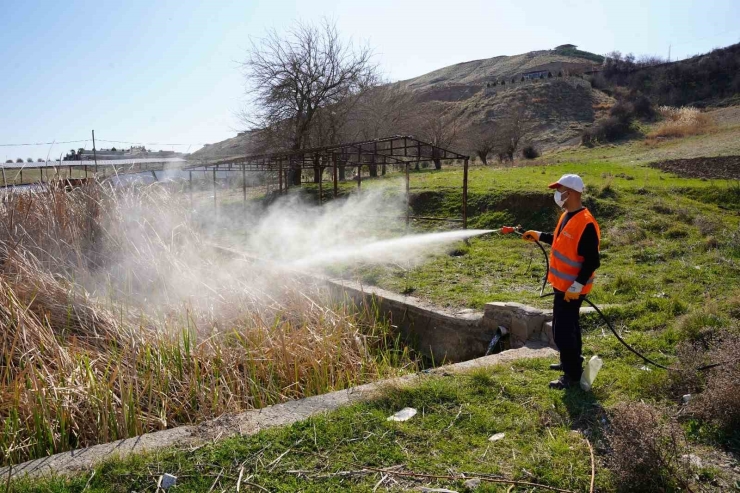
left=549, top=267, right=594, bottom=284
left=552, top=250, right=583, bottom=269
left=547, top=208, right=601, bottom=294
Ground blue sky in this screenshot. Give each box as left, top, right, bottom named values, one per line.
left=1, top=0, right=739, bottom=161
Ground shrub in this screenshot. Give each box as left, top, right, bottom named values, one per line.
left=581, top=116, right=632, bottom=145
left=607, top=402, right=695, bottom=492
left=650, top=202, right=674, bottom=215
left=694, top=215, right=723, bottom=236
left=664, top=225, right=690, bottom=239
left=631, top=93, right=655, bottom=119
left=675, top=305, right=726, bottom=344
left=690, top=335, right=740, bottom=432
left=607, top=221, right=646, bottom=247
left=521, top=145, right=539, bottom=159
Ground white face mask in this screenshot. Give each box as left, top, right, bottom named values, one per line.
left=554, top=190, right=568, bottom=208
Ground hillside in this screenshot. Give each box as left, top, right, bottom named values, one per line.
left=401, top=48, right=600, bottom=91
left=191, top=45, right=608, bottom=161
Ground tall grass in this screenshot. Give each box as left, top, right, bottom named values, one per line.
left=648, top=106, right=715, bottom=138
left=0, top=183, right=416, bottom=466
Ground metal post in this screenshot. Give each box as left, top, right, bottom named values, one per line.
left=405, top=162, right=410, bottom=228
left=19, top=169, right=23, bottom=185
left=357, top=144, right=361, bottom=189
left=463, top=157, right=469, bottom=229
left=333, top=153, right=338, bottom=198
left=92, top=130, right=98, bottom=173
left=212, top=168, right=217, bottom=211
left=1, top=166, right=5, bottom=188
left=84, top=165, right=88, bottom=179
left=318, top=165, right=323, bottom=204
left=279, top=159, right=283, bottom=193
left=68, top=164, right=72, bottom=179
left=242, top=163, right=246, bottom=203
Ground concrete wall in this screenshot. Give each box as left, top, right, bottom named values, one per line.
left=324, top=279, right=556, bottom=363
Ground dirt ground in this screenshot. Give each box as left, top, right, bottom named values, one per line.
left=649, top=155, right=740, bottom=180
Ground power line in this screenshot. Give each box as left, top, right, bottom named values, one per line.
left=0, top=138, right=207, bottom=148
left=0, top=139, right=88, bottom=147
left=96, top=139, right=206, bottom=146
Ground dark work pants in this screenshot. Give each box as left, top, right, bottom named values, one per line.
left=552, top=289, right=585, bottom=380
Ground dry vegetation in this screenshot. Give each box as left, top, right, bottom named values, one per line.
left=607, top=402, right=696, bottom=492
left=648, top=106, right=715, bottom=139
left=0, top=183, right=415, bottom=466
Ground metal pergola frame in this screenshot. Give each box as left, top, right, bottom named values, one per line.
left=185, top=135, right=472, bottom=227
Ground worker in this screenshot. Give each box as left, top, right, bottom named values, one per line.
left=522, top=174, right=601, bottom=390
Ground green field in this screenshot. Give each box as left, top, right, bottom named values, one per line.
left=13, top=127, right=740, bottom=490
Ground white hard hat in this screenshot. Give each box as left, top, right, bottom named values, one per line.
left=548, top=174, right=584, bottom=193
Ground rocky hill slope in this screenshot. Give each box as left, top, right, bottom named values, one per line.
left=192, top=46, right=609, bottom=161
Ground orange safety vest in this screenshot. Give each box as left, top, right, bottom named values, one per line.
left=548, top=208, right=601, bottom=294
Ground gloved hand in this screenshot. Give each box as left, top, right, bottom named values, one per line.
left=564, top=281, right=584, bottom=302
left=522, top=230, right=541, bottom=242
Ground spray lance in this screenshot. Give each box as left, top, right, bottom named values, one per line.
left=490, top=225, right=726, bottom=372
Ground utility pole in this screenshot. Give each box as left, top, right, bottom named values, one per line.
left=92, top=130, right=98, bottom=174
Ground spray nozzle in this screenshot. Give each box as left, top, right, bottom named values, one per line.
left=500, top=226, right=515, bottom=234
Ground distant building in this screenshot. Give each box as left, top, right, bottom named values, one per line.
left=522, top=70, right=549, bottom=80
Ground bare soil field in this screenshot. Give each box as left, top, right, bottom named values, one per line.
left=650, top=155, right=740, bottom=179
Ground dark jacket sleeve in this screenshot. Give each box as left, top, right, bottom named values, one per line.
left=539, top=232, right=554, bottom=245
left=575, top=223, right=600, bottom=285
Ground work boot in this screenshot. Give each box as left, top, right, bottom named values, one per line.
left=549, top=375, right=575, bottom=390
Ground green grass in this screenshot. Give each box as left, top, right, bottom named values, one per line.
left=14, top=359, right=614, bottom=492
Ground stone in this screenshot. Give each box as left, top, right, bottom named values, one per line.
left=682, top=454, right=703, bottom=469
left=488, top=432, right=506, bottom=442
left=464, top=478, right=481, bottom=490
left=160, top=473, right=177, bottom=490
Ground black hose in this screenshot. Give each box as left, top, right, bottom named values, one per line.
left=530, top=240, right=724, bottom=372
left=533, top=239, right=548, bottom=296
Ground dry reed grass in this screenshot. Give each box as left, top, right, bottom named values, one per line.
left=647, top=106, right=715, bottom=139
left=0, top=183, right=415, bottom=465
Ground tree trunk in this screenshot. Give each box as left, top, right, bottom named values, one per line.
left=433, top=158, right=442, bottom=170
left=369, top=156, right=378, bottom=177
left=339, top=162, right=346, bottom=181
left=313, top=155, right=321, bottom=183
left=478, top=153, right=488, bottom=166
left=381, top=163, right=386, bottom=176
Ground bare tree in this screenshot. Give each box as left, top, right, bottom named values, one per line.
left=466, top=124, right=498, bottom=165
left=241, top=19, right=378, bottom=185
left=495, top=104, right=528, bottom=161
left=350, top=83, right=417, bottom=176
left=413, top=103, right=460, bottom=170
